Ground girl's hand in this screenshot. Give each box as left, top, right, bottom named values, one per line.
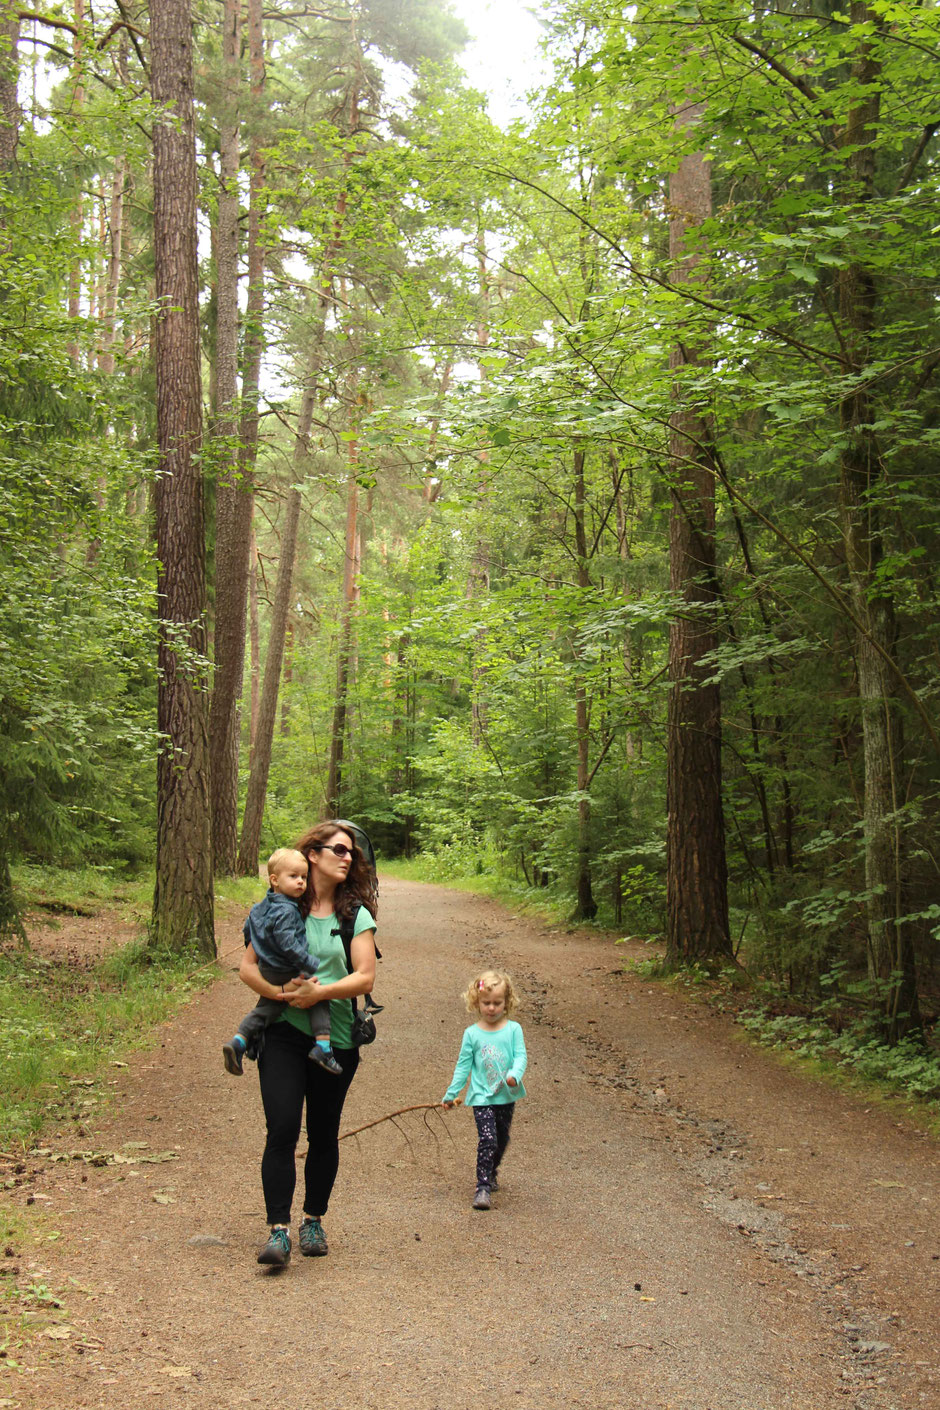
left=506, top=1075, right=517, bottom=1088
left=282, top=975, right=323, bottom=1008
left=442, top=1099, right=456, bottom=1108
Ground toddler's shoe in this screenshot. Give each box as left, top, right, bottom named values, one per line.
left=222, top=1035, right=246, bottom=1075
left=308, top=1044, right=343, bottom=1076
left=363, top=996, right=384, bottom=1014
left=472, top=1186, right=491, bottom=1211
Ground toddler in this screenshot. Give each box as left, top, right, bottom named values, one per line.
left=442, top=969, right=527, bottom=1210
left=222, top=848, right=341, bottom=1076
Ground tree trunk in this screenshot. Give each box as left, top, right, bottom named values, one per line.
left=248, top=518, right=260, bottom=767
left=0, top=6, right=20, bottom=170
left=66, top=0, right=85, bottom=365
left=98, top=152, right=125, bottom=375
left=236, top=479, right=302, bottom=873
left=837, top=4, right=919, bottom=1038
left=664, top=127, right=732, bottom=967
left=242, top=0, right=266, bottom=777
left=325, top=426, right=362, bottom=813
left=571, top=447, right=596, bottom=920
left=208, top=0, right=251, bottom=875
left=150, top=0, right=214, bottom=956
left=468, top=232, right=491, bottom=745
left=239, top=60, right=357, bottom=869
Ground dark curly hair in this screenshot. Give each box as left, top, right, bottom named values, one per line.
left=294, top=820, right=378, bottom=924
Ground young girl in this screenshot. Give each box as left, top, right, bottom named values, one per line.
left=442, top=969, right=527, bottom=1210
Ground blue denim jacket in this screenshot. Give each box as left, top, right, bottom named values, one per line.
left=242, top=890, right=316, bottom=976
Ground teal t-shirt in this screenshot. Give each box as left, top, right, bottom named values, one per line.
left=442, top=1020, right=527, bottom=1106
left=281, top=904, right=376, bottom=1049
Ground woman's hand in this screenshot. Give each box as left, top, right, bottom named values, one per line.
left=281, top=974, right=324, bottom=1008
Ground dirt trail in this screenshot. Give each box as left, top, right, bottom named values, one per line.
left=3, top=878, right=939, bottom=1410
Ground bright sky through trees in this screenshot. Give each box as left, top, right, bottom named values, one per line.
left=449, top=0, right=547, bottom=124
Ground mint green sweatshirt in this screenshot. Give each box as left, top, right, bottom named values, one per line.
left=443, top=1020, right=528, bottom=1106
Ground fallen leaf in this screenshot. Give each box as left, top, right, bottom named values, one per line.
left=872, top=1179, right=905, bottom=1189
left=159, top=1366, right=192, bottom=1378
left=639, top=1296, right=656, bottom=1302
left=44, top=1327, right=72, bottom=1340
left=152, top=1193, right=176, bottom=1205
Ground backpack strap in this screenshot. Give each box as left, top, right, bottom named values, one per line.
left=331, top=908, right=381, bottom=1014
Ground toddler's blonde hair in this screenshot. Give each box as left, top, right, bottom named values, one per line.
left=463, top=969, right=518, bottom=1016
left=267, top=846, right=308, bottom=880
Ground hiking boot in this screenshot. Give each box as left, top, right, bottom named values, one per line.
left=298, top=1216, right=328, bottom=1257
left=222, top=1038, right=245, bottom=1076
left=472, top=1186, right=491, bottom=1211
left=308, top=1045, right=343, bottom=1075
left=257, top=1227, right=291, bottom=1267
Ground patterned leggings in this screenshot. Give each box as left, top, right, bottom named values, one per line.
left=473, top=1104, right=515, bottom=1190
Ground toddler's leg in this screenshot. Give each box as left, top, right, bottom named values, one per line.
left=472, top=1106, right=499, bottom=1197
left=307, top=999, right=341, bottom=1075
left=224, top=999, right=280, bottom=1075
left=308, top=999, right=331, bottom=1040
left=493, top=1104, right=515, bottom=1177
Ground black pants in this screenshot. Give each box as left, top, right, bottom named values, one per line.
left=473, top=1104, right=514, bottom=1190
left=257, top=1021, right=359, bottom=1225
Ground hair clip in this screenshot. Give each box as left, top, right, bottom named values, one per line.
left=478, top=979, right=485, bottom=990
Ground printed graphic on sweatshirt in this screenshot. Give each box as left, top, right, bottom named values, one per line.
left=480, top=1040, right=508, bottom=1096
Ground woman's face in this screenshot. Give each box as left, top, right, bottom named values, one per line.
left=308, top=829, right=354, bottom=890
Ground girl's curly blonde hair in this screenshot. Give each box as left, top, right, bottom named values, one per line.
left=463, top=969, right=518, bottom=1016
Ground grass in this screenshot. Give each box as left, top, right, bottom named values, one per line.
left=0, top=940, right=215, bottom=1150
left=12, top=863, right=153, bottom=922
left=1, top=864, right=230, bottom=1150
left=0, top=865, right=230, bottom=1338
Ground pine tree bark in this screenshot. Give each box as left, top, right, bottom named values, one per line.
left=208, top=0, right=251, bottom=875
left=66, top=1, right=85, bottom=365
left=325, top=422, right=362, bottom=813
left=0, top=6, right=19, bottom=170
left=241, top=0, right=266, bottom=775
left=150, top=0, right=214, bottom=955
left=571, top=447, right=597, bottom=920
left=837, top=4, right=919, bottom=1038
left=664, top=124, right=732, bottom=967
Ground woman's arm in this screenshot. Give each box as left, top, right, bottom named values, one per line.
left=283, top=929, right=377, bottom=1008
left=239, top=942, right=293, bottom=1001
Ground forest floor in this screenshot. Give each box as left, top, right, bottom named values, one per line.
left=1, top=877, right=938, bottom=1410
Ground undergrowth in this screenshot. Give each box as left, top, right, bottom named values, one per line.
left=0, top=938, right=214, bottom=1149
left=736, top=1009, right=940, bottom=1103
left=625, top=949, right=940, bottom=1113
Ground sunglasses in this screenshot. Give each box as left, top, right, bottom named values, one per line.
left=313, top=843, right=354, bottom=859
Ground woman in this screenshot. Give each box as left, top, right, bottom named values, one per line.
left=239, top=820, right=378, bottom=1267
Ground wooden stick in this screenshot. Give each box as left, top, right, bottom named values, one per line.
left=339, top=1100, right=460, bottom=1141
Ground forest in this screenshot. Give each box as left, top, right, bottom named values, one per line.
left=1, top=0, right=938, bottom=1055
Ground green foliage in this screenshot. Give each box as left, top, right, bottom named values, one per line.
left=0, top=938, right=212, bottom=1147
left=738, top=1009, right=940, bottom=1105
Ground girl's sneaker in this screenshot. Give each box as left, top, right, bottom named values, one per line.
left=472, top=1186, right=491, bottom=1210
left=257, top=1227, right=291, bottom=1266
left=299, top=1216, right=328, bottom=1256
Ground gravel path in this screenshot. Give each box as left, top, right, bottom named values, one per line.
left=4, top=878, right=938, bottom=1409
